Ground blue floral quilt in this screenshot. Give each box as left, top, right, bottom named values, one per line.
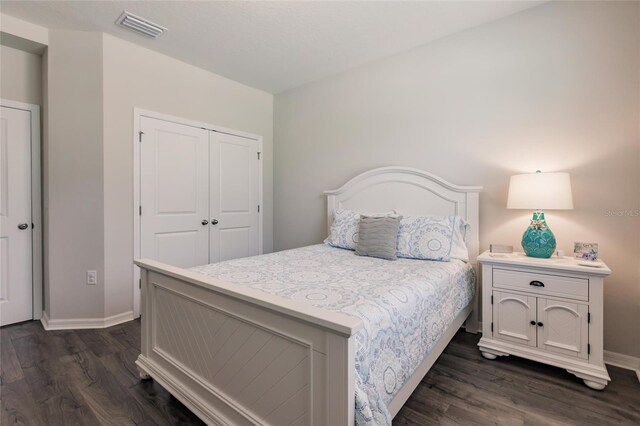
left=191, top=244, right=475, bottom=425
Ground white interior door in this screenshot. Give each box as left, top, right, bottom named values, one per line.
left=0, top=106, right=33, bottom=326
left=140, top=117, right=210, bottom=268
left=210, top=132, right=260, bottom=262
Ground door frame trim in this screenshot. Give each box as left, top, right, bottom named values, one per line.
left=132, top=108, right=264, bottom=318
left=1, top=99, right=43, bottom=321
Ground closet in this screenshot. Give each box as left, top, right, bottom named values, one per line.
left=139, top=116, right=261, bottom=269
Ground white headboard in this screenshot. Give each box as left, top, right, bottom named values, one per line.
left=324, top=166, right=483, bottom=264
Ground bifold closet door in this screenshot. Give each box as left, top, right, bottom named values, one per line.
left=0, top=106, right=33, bottom=326
left=210, top=132, right=260, bottom=262
left=140, top=117, right=210, bottom=268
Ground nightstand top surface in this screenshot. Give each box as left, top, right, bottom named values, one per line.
left=477, top=251, right=611, bottom=276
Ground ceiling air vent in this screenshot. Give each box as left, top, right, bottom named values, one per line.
left=116, top=11, right=167, bottom=39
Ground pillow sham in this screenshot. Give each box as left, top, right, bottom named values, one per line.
left=396, top=215, right=458, bottom=261
left=355, top=215, right=402, bottom=260
left=324, top=209, right=397, bottom=250
left=450, top=216, right=471, bottom=262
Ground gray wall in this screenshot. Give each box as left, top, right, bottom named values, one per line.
left=102, top=34, right=274, bottom=317
left=274, top=1, right=640, bottom=357
left=43, top=31, right=274, bottom=321
left=0, top=45, right=42, bottom=105
left=45, top=30, right=105, bottom=319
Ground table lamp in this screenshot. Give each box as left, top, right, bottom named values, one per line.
left=507, top=171, right=573, bottom=258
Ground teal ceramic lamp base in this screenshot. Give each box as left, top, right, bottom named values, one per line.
left=521, top=210, right=556, bottom=258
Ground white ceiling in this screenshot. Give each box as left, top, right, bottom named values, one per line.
left=1, top=1, right=544, bottom=93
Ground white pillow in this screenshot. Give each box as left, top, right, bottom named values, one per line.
left=450, top=216, right=471, bottom=262
left=324, top=209, right=397, bottom=250
left=396, top=215, right=470, bottom=262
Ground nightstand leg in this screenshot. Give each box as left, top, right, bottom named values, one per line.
left=583, top=379, right=606, bottom=391
left=478, top=340, right=510, bottom=360
left=481, top=351, right=498, bottom=360
left=566, top=369, right=609, bottom=390
left=138, top=365, right=152, bottom=381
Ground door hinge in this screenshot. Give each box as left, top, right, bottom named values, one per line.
left=257, top=205, right=260, bottom=213
left=588, top=312, right=591, bottom=323
left=491, top=322, right=494, bottom=332
left=588, top=343, right=591, bottom=355
left=139, top=131, right=144, bottom=142
left=491, top=295, right=493, bottom=305
left=257, top=152, right=261, bottom=160
left=139, top=205, right=142, bottom=216
left=139, top=278, right=141, bottom=289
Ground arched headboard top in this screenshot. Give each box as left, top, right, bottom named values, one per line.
left=324, top=166, right=483, bottom=263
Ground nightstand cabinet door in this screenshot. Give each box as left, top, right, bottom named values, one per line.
left=537, top=298, right=589, bottom=360
left=493, top=291, right=537, bottom=347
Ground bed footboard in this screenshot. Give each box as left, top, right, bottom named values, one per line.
left=135, top=259, right=362, bottom=426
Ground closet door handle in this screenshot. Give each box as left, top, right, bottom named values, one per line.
left=201, top=219, right=209, bottom=226
left=17, top=223, right=29, bottom=230
left=529, top=280, right=544, bottom=287
left=530, top=320, right=536, bottom=325
left=537, top=322, right=544, bottom=327
left=211, top=219, right=219, bottom=225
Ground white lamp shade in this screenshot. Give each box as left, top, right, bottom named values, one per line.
left=507, top=172, right=573, bottom=210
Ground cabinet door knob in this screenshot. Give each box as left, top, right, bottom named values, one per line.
left=530, top=320, right=536, bottom=325
left=17, top=223, right=29, bottom=230
left=211, top=219, right=219, bottom=225
left=201, top=219, right=209, bottom=226
left=537, top=322, right=543, bottom=327
left=529, top=280, right=545, bottom=287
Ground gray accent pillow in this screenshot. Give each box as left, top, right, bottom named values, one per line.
left=355, top=215, right=402, bottom=260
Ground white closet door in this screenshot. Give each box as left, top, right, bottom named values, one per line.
left=140, top=117, right=210, bottom=268
left=210, top=132, right=260, bottom=262
left=0, top=106, right=33, bottom=326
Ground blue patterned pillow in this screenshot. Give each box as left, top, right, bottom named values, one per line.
left=324, top=209, right=361, bottom=250
left=325, top=209, right=398, bottom=250
left=396, top=215, right=456, bottom=261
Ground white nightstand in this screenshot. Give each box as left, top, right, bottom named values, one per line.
left=477, top=251, right=612, bottom=390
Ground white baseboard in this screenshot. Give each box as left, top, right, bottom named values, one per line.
left=604, top=350, right=640, bottom=382
left=41, top=310, right=134, bottom=330
left=472, top=321, right=640, bottom=382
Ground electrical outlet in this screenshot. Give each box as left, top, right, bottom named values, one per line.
left=87, top=270, right=97, bottom=285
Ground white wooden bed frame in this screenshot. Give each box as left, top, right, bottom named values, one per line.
left=135, top=166, right=482, bottom=426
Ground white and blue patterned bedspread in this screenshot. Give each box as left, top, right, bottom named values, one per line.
left=190, top=244, right=475, bottom=425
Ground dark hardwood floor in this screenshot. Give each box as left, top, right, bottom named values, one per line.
left=1, top=319, right=638, bottom=425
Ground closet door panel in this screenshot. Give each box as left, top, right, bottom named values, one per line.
left=140, top=117, right=210, bottom=268
left=220, top=142, right=251, bottom=216
left=210, top=132, right=259, bottom=263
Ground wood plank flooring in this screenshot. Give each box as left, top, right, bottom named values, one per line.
left=1, top=319, right=638, bottom=425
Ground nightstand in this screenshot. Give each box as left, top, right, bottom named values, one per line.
left=477, top=251, right=612, bottom=390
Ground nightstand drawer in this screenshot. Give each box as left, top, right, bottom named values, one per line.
left=492, top=268, right=588, bottom=301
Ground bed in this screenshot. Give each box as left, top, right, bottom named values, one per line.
left=135, top=166, right=482, bottom=425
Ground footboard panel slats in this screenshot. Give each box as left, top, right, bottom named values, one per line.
left=136, top=262, right=360, bottom=426
left=153, top=283, right=312, bottom=424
